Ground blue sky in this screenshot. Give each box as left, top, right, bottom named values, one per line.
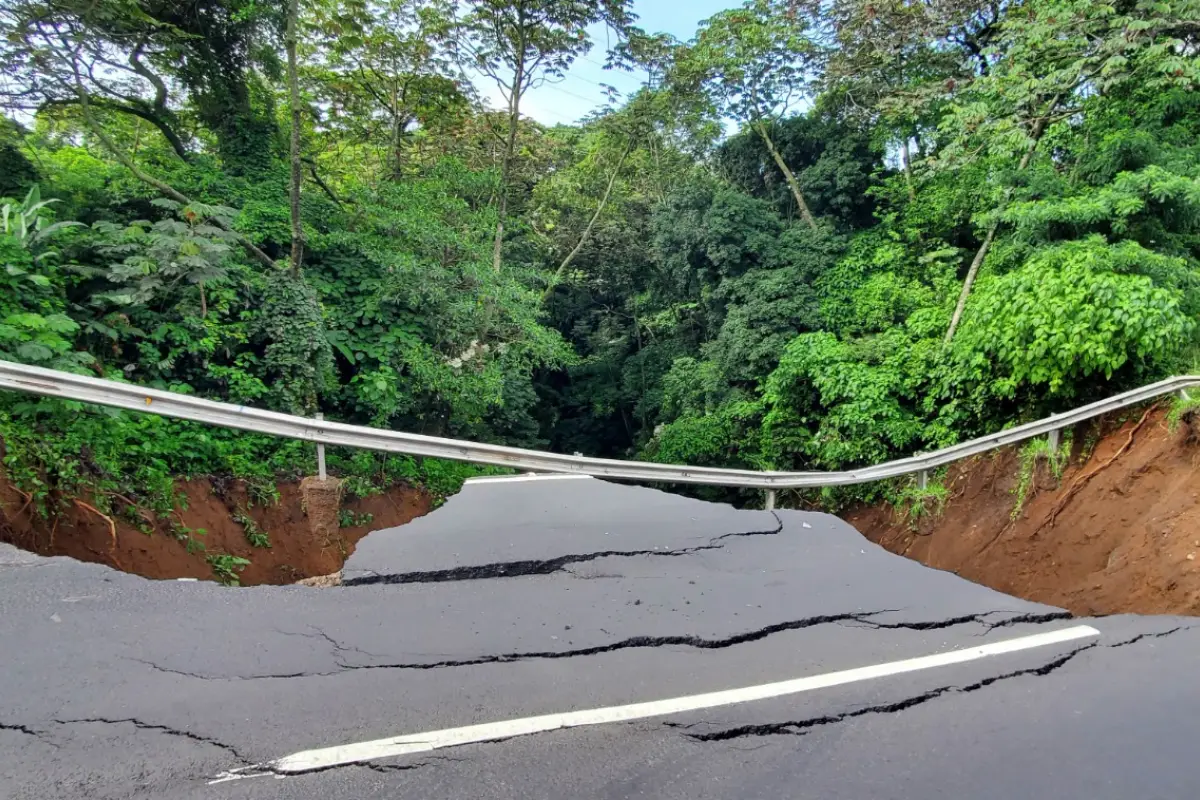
left=474, top=0, right=734, bottom=125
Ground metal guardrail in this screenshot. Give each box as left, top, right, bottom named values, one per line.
left=0, top=360, right=1196, bottom=497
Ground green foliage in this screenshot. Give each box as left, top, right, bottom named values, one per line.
left=2, top=186, right=84, bottom=251
left=207, top=553, right=251, bottom=586
left=706, top=224, right=846, bottom=383
left=0, top=140, right=37, bottom=197
left=890, top=476, right=949, bottom=531
left=1167, top=393, right=1200, bottom=432
left=247, top=480, right=281, bottom=508
left=257, top=272, right=335, bottom=415
left=2, top=0, right=1199, bottom=523
left=172, top=525, right=207, bottom=555
left=94, top=200, right=238, bottom=314
left=944, top=256, right=1192, bottom=398
left=0, top=399, right=310, bottom=519
left=717, top=112, right=882, bottom=226
left=233, top=510, right=271, bottom=548
left=644, top=400, right=765, bottom=470
left=762, top=331, right=931, bottom=469
left=338, top=509, right=374, bottom=528
left=674, top=0, right=816, bottom=128
left=327, top=448, right=509, bottom=499
left=0, top=190, right=91, bottom=371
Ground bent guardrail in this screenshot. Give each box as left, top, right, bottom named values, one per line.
left=0, top=360, right=1196, bottom=497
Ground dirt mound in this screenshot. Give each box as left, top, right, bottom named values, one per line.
left=846, top=405, right=1200, bottom=616
left=0, top=477, right=431, bottom=585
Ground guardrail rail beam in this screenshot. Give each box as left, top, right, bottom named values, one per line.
left=1, top=360, right=1197, bottom=492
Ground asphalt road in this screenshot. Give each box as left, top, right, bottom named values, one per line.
left=2, top=475, right=1197, bottom=799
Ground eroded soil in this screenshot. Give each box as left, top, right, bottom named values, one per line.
left=846, top=406, right=1200, bottom=616
left=0, top=476, right=431, bottom=585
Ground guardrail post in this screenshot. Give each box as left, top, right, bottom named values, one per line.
left=765, top=490, right=776, bottom=511
left=1180, top=389, right=1192, bottom=401
left=1047, top=427, right=1060, bottom=452
left=315, top=412, right=327, bottom=481
left=917, top=470, right=928, bottom=490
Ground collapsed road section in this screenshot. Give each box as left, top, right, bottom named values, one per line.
left=1, top=477, right=1197, bottom=800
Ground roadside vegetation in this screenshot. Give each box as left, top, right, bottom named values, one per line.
left=1, top=0, right=1198, bottom=530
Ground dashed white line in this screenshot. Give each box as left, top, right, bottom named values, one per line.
left=210, top=624, right=1098, bottom=782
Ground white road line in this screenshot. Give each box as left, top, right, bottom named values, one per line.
left=465, top=474, right=594, bottom=484
left=210, top=624, right=1098, bottom=782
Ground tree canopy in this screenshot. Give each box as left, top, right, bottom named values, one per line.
left=2, top=0, right=1199, bottom=512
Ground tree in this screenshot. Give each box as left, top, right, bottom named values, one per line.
left=0, top=0, right=193, bottom=161
left=3, top=0, right=1200, bottom=518
left=287, top=0, right=305, bottom=273
left=452, top=0, right=634, bottom=271
left=540, top=89, right=677, bottom=299
left=674, top=0, right=821, bottom=228
left=95, top=200, right=237, bottom=319
left=817, top=0, right=1002, bottom=198
left=0, top=0, right=285, bottom=174
left=715, top=110, right=882, bottom=227
left=305, top=0, right=468, bottom=180
left=941, top=0, right=1200, bottom=341
left=141, top=0, right=286, bottom=174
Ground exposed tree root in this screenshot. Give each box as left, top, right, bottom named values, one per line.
left=73, top=500, right=122, bottom=570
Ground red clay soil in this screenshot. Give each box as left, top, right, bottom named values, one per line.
left=845, top=405, right=1200, bottom=617
left=0, top=477, right=431, bottom=585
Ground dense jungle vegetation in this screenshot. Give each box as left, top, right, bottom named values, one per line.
left=1, top=0, right=1199, bottom=513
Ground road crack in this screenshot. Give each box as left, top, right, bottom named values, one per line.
left=1, top=721, right=59, bottom=747
left=273, top=626, right=385, bottom=660
left=840, top=610, right=1073, bottom=634
left=52, top=717, right=251, bottom=763
left=1106, top=626, right=1188, bottom=647
left=344, top=513, right=783, bottom=586
left=123, top=606, right=1071, bottom=682
left=676, top=626, right=1197, bottom=742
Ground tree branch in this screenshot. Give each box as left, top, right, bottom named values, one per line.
left=302, top=157, right=347, bottom=208
left=41, top=96, right=191, bottom=162
left=128, top=41, right=169, bottom=112
left=71, top=77, right=278, bottom=271
left=944, top=93, right=1062, bottom=343
left=543, top=141, right=632, bottom=302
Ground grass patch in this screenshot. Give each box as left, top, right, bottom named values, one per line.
left=890, top=473, right=949, bottom=531
left=1167, top=392, right=1200, bottom=433
left=1011, top=434, right=1069, bottom=519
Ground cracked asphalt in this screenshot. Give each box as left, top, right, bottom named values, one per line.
left=2, top=476, right=1199, bottom=799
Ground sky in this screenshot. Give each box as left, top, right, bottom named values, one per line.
left=474, top=0, right=734, bottom=126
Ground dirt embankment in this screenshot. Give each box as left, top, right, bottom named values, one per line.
left=846, top=405, right=1200, bottom=616
left=0, top=477, right=431, bottom=585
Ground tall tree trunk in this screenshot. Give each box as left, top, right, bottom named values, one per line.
left=900, top=138, right=916, bottom=202
left=390, top=82, right=404, bottom=180
left=943, top=222, right=996, bottom=343
left=492, top=55, right=525, bottom=274
left=754, top=119, right=817, bottom=230
left=543, top=143, right=632, bottom=302
left=286, top=0, right=305, bottom=275
left=944, top=98, right=1060, bottom=343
